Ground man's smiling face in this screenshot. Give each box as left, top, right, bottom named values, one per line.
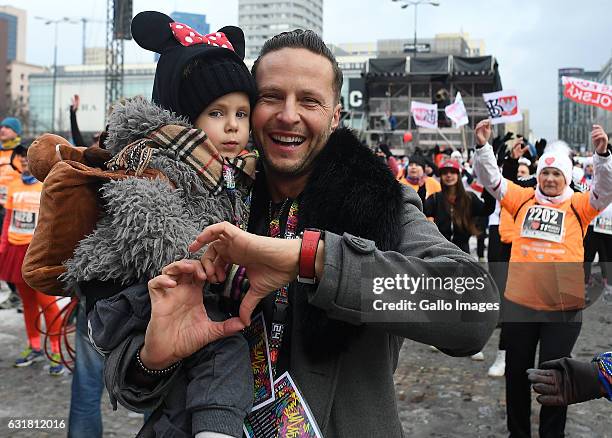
left=251, top=47, right=341, bottom=178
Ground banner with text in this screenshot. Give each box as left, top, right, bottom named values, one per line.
left=444, top=92, right=469, bottom=127
left=483, top=90, right=522, bottom=125
left=411, top=101, right=438, bottom=129
left=562, top=76, right=612, bottom=112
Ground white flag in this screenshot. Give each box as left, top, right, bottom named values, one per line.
left=482, top=90, right=522, bottom=125
left=410, top=101, right=438, bottom=129
left=444, top=92, right=469, bottom=127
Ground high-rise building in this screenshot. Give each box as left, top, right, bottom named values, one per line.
left=558, top=68, right=599, bottom=151
left=238, top=0, right=324, bottom=60
left=0, top=4, right=45, bottom=134
left=0, top=5, right=26, bottom=63
left=595, top=57, right=612, bottom=137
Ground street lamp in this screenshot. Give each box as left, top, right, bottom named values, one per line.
left=392, top=0, right=440, bottom=57
left=34, top=16, right=78, bottom=132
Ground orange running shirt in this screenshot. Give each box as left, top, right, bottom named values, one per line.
left=398, top=176, right=441, bottom=199
left=5, top=178, right=42, bottom=245
left=0, top=149, right=22, bottom=206
left=501, top=181, right=600, bottom=311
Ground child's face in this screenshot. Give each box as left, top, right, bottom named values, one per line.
left=194, top=92, right=250, bottom=158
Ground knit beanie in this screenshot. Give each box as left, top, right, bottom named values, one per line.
left=536, top=151, right=572, bottom=186
left=0, top=117, right=22, bottom=136
left=131, top=11, right=257, bottom=124
left=408, top=155, right=427, bottom=170
left=179, top=56, right=257, bottom=123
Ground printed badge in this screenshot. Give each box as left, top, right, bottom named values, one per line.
left=521, top=205, right=565, bottom=243
left=243, top=312, right=275, bottom=411
left=244, top=372, right=323, bottom=438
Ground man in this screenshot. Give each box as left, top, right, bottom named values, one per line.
left=0, top=117, right=24, bottom=309
left=0, top=117, right=23, bottom=209
left=102, top=30, right=499, bottom=437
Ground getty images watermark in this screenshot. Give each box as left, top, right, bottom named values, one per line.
left=359, top=262, right=500, bottom=323
left=372, top=273, right=496, bottom=312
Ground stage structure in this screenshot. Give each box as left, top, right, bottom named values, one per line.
left=345, top=55, right=502, bottom=153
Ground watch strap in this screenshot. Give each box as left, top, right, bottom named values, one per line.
left=298, top=229, right=323, bottom=284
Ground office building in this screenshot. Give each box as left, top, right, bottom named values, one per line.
left=595, top=57, right=612, bottom=137
left=29, top=63, right=156, bottom=136
left=0, top=5, right=26, bottom=63
left=239, top=0, right=323, bottom=59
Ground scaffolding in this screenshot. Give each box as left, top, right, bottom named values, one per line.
left=105, top=0, right=131, bottom=119
left=357, top=55, right=503, bottom=154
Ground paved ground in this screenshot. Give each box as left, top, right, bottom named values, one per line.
left=0, top=291, right=610, bottom=438
left=395, top=291, right=612, bottom=438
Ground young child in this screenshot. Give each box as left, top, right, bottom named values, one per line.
left=55, top=12, right=258, bottom=438
left=0, top=147, right=65, bottom=376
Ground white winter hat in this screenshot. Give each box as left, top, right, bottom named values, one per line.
left=518, top=157, right=531, bottom=167
left=536, top=151, right=573, bottom=186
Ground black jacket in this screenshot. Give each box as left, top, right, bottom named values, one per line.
left=424, top=189, right=496, bottom=253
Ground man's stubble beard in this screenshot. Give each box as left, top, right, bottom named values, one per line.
left=257, top=123, right=334, bottom=179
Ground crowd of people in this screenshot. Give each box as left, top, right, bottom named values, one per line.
left=0, top=10, right=610, bottom=438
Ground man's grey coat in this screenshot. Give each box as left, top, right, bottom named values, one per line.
left=96, top=127, right=499, bottom=437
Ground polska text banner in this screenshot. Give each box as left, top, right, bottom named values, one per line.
left=562, top=76, right=612, bottom=112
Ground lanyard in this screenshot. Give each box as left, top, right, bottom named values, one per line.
left=268, top=198, right=299, bottom=377
left=222, top=163, right=253, bottom=305
left=222, top=162, right=253, bottom=231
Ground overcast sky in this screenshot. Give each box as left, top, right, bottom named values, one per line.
left=9, top=0, right=612, bottom=140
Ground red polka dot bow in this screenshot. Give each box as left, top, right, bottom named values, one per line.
left=169, top=22, right=235, bottom=52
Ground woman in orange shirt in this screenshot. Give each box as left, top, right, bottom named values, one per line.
left=0, top=147, right=64, bottom=376
left=473, top=120, right=612, bottom=437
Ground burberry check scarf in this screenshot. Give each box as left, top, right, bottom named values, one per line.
left=106, top=124, right=257, bottom=194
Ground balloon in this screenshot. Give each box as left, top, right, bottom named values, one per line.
left=403, top=132, right=413, bottom=143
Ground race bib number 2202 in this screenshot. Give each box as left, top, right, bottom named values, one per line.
left=520, top=205, right=565, bottom=243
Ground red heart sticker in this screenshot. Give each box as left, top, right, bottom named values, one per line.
left=545, top=157, right=555, bottom=166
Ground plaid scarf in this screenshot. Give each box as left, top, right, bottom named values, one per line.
left=106, top=124, right=257, bottom=194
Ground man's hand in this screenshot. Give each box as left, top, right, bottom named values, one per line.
left=510, top=137, right=530, bottom=159
left=141, top=259, right=245, bottom=369
left=190, top=221, right=301, bottom=326
left=527, top=357, right=603, bottom=406
left=70, top=94, right=80, bottom=112
left=592, top=124, right=609, bottom=155
left=475, top=119, right=492, bottom=146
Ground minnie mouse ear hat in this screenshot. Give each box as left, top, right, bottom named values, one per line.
left=131, top=11, right=257, bottom=123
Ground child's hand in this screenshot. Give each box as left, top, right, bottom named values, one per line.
left=190, top=221, right=301, bottom=327
left=141, top=259, right=245, bottom=370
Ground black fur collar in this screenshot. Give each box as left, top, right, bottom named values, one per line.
left=250, top=127, right=403, bottom=248
left=298, top=127, right=402, bottom=249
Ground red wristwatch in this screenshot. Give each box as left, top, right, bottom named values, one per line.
left=298, top=229, right=323, bottom=284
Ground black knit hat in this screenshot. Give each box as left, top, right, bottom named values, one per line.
left=408, top=154, right=427, bottom=170
left=131, top=11, right=257, bottom=124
